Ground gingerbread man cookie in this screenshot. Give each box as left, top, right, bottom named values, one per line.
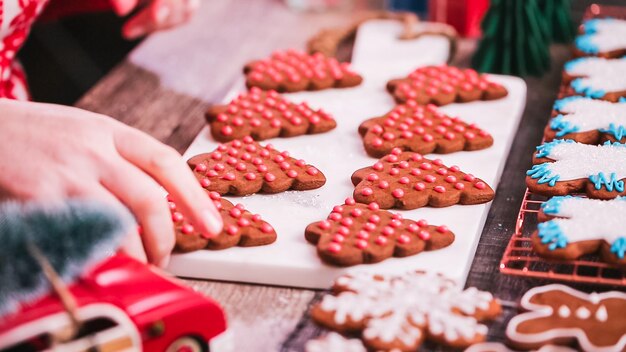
left=244, top=49, right=363, bottom=92
left=526, top=140, right=626, bottom=199
left=563, top=57, right=626, bottom=101
left=305, top=198, right=454, bottom=266
left=545, top=96, right=626, bottom=144
left=507, top=284, right=626, bottom=352
left=575, top=18, right=626, bottom=58
left=188, top=137, right=326, bottom=196
left=169, top=192, right=276, bottom=252
left=386, top=65, right=508, bottom=106
left=206, top=87, right=336, bottom=142
left=351, top=148, right=494, bottom=209
left=359, top=101, right=493, bottom=158
left=532, top=196, right=626, bottom=267
left=311, top=271, right=501, bottom=351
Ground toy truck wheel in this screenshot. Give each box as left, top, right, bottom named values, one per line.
left=165, top=336, right=206, bottom=352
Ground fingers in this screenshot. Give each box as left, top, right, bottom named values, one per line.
left=99, top=158, right=175, bottom=267
left=73, top=184, right=149, bottom=264
left=110, top=0, right=140, bottom=16
left=122, top=0, right=200, bottom=39
left=113, top=126, right=223, bottom=238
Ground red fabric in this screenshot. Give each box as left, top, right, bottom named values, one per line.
left=39, top=0, right=112, bottom=21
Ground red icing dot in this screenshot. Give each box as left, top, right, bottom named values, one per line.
left=357, top=231, right=369, bottom=239
left=418, top=230, right=431, bottom=240
left=367, top=173, right=379, bottom=181
left=436, top=168, right=448, bottom=175
left=223, top=173, right=236, bottom=181
left=181, top=224, right=194, bottom=234
left=238, top=218, right=250, bottom=227
left=265, top=173, right=276, bottom=182
left=287, top=170, right=298, bottom=178
left=375, top=236, right=388, bottom=245
left=389, top=168, right=400, bottom=176
left=414, top=183, right=426, bottom=191
left=200, top=178, right=211, bottom=187
left=474, top=181, right=486, bottom=190
left=361, top=187, right=374, bottom=196
left=399, top=177, right=410, bottom=184
left=172, top=212, right=184, bottom=222
left=332, top=234, right=345, bottom=243
left=437, top=225, right=449, bottom=233
left=373, top=162, right=384, bottom=171
left=329, top=213, right=342, bottom=221
left=417, top=219, right=428, bottom=227
left=410, top=168, right=421, bottom=176
left=432, top=159, right=443, bottom=166
left=392, top=189, right=405, bottom=198
left=369, top=214, right=381, bottom=224
left=230, top=208, right=242, bottom=218
left=351, top=208, right=363, bottom=217
left=245, top=173, right=256, bottom=180
left=338, top=226, right=350, bottom=235
left=318, top=220, right=331, bottom=229
left=345, top=197, right=356, bottom=205
left=424, top=175, right=436, bottom=183
left=195, top=164, right=207, bottom=172
left=445, top=176, right=457, bottom=183
left=378, top=181, right=389, bottom=189
left=464, top=174, right=476, bottom=182
left=327, top=243, right=342, bottom=253
left=356, top=239, right=368, bottom=249
left=434, top=185, right=446, bottom=193
left=368, top=202, right=380, bottom=211
left=454, top=182, right=465, bottom=190
left=397, top=234, right=410, bottom=244
left=261, top=223, right=274, bottom=234
left=306, top=167, right=318, bottom=176
left=382, top=226, right=395, bottom=236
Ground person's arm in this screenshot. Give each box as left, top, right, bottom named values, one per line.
left=0, top=98, right=223, bottom=267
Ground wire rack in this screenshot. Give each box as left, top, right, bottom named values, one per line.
left=499, top=189, right=626, bottom=287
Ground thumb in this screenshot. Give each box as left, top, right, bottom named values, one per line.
left=111, top=0, right=140, bottom=16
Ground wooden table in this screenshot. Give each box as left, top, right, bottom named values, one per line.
left=75, top=1, right=623, bottom=351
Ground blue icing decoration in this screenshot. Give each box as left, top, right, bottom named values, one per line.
left=599, top=123, right=626, bottom=140
left=575, top=34, right=599, bottom=54
left=540, top=196, right=572, bottom=215
left=589, top=172, right=625, bottom=192
left=571, top=78, right=606, bottom=98
left=602, top=140, right=626, bottom=147
left=611, top=237, right=626, bottom=260
left=553, top=96, right=586, bottom=111
left=538, top=221, right=569, bottom=250
left=619, top=97, right=626, bottom=103
left=550, top=115, right=580, bottom=137
left=527, top=164, right=560, bottom=186
left=534, top=139, right=574, bottom=158
left=564, top=57, right=588, bottom=72
left=582, top=18, right=610, bottom=34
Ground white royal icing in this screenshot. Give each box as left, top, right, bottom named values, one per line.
left=541, top=196, right=626, bottom=249
left=305, top=332, right=366, bottom=352
left=595, top=305, right=608, bottom=322
left=581, top=19, right=626, bottom=53
left=552, top=98, right=626, bottom=137
left=507, top=284, right=626, bottom=352
left=557, top=305, right=571, bottom=318
left=565, top=57, right=626, bottom=93
left=320, top=272, right=494, bottom=347
left=575, top=306, right=591, bottom=319
left=536, top=141, right=626, bottom=181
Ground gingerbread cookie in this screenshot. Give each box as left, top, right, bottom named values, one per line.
left=359, top=101, right=493, bottom=157
left=386, top=65, right=508, bottom=106
left=507, top=284, right=626, bottom=352
left=169, top=192, right=276, bottom=252
left=206, top=87, right=336, bottom=142
left=305, top=198, right=454, bottom=266
left=351, top=148, right=494, bottom=209
left=532, top=196, right=626, bottom=267
left=465, top=342, right=577, bottom=352
left=305, top=332, right=366, bottom=352
left=244, top=49, right=363, bottom=92
left=526, top=140, right=626, bottom=199
left=545, top=96, right=626, bottom=144
left=311, top=271, right=501, bottom=351
left=562, top=57, right=626, bottom=101
left=575, top=18, right=626, bottom=58
left=188, top=137, right=326, bottom=196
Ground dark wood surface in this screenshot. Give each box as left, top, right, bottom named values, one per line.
left=74, top=1, right=625, bottom=351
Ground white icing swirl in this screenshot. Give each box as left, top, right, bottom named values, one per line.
left=538, top=141, right=626, bottom=181
left=566, top=57, right=626, bottom=93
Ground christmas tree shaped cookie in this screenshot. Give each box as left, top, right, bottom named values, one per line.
left=170, top=192, right=276, bottom=252
left=545, top=96, right=626, bottom=144
left=311, top=271, right=501, bottom=351
left=244, top=49, right=363, bottom=92
left=359, top=101, right=493, bottom=158
left=526, top=140, right=626, bottom=198
left=575, top=18, right=626, bottom=58
left=351, top=148, right=494, bottom=209
left=563, top=57, right=626, bottom=101
left=532, top=196, right=626, bottom=267
left=188, top=137, right=326, bottom=196
left=386, top=65, right=508, bottom=106
left=507, top=284, right=626, bottom=351
left=305, top=198, right=454, bottom=266
left=206, top=87, right=336, bottom=142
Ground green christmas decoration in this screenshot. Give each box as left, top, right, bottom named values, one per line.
left=0, top=200, right=133, bottom=316
left=538, top=0, right=576, bottom=43
left=472, top=0, right=551, bottom=76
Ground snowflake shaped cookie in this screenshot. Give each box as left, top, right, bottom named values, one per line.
left=563, top=57, right=626, bottom=101
left=359, top=101, right=493, bottom=158
left=575, top=18, right=626, bottom=57
left=507, top=284, right=626, bottom=352
left=532, top=196, right=626, bottom=267
left=311, top=271, right=500, bottom=351
left=526, top=140, right=626, bottom=198
left=546, top=96, right=626, bottom=143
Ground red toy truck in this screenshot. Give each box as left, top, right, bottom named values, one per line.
left=0, top=254, right=230, bottom=352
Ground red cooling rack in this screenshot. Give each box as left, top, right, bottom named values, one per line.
left=499, top=189, right=626, bottom=287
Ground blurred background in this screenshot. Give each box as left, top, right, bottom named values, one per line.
left=21, top=0, right=625, bottom=105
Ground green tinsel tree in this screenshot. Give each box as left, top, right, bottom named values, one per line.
left=0, top=200, right=133, bottom=316
left=472, top=0, right=551, bottom=76
left=538, top=0, right=576, bottom=43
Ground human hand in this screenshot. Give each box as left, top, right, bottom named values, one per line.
left=0, top=99, right=223, bottom=267
left=111, top=0, right=200, bottom=40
